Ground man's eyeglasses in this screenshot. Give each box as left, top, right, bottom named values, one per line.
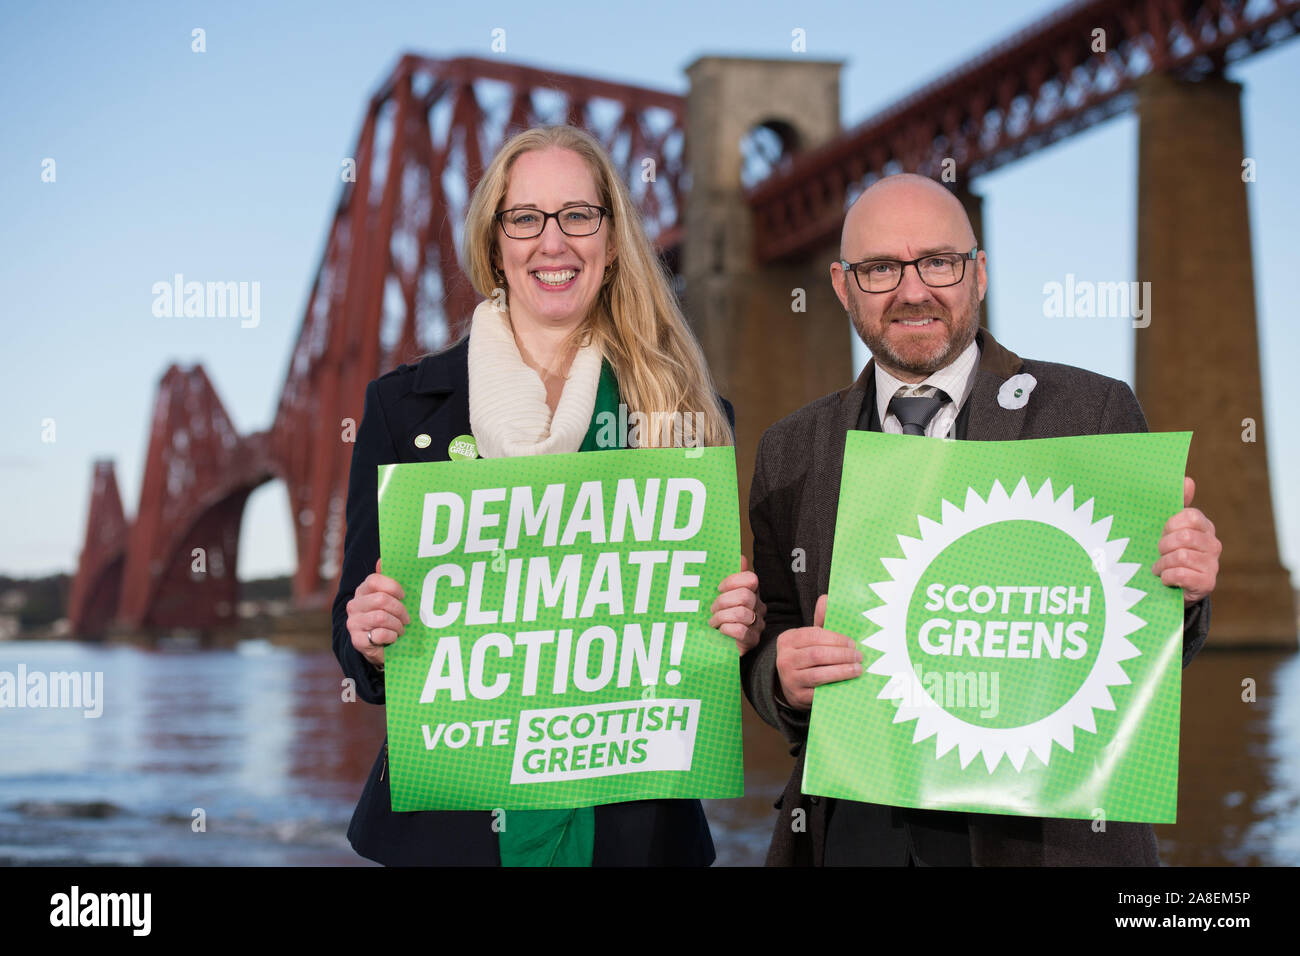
left=839, top=247, right=978, bottom=293
left=495, top=204, right=611, bottom=239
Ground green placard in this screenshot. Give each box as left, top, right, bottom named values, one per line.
left=805, top=431, right=1192, bottom=823
left=377, top=446, right=743, bottom=811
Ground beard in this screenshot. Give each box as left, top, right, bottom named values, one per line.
left=849, top=281, right=980, bottom=377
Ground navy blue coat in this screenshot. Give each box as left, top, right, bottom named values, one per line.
left=331, top=335, right=729, bottom=866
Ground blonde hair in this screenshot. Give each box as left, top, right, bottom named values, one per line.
left=461, top=125, right=733, bottom=448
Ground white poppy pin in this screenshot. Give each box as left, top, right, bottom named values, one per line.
left=998, top=373, right=1037, bottom=410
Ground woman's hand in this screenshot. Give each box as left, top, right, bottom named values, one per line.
left=347, top=558, right=410, bottom=669
left=709, top=555, right=765, bottom=656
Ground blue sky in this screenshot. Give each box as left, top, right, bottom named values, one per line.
left=1, top=0, right=1297, bottom=589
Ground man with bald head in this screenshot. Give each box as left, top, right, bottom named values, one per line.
left=742, top=174, right=1220, bottom=866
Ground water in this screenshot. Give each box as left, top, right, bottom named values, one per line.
left=1, top=640, right=1296, bottom=866
left=0, top=641, right=382, bottom=866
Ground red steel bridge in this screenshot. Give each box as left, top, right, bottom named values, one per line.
left=68, top=0, right=1300, bottom=637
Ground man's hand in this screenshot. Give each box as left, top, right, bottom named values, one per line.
left=1152, top=476, right=1221, bottom=605
left=775, top=594, right=863, bottom=711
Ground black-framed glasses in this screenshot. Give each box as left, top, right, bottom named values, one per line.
left=839, top=246, right=978, bottom=293
left=495, top=204, right=611, bottom=239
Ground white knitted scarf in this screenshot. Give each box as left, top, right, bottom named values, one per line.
left=467, top=299, right=603, bottom=459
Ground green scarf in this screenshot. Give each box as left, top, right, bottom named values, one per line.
left=497, top=360, right=622, bottom=867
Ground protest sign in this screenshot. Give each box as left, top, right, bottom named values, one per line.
left=376, top=446, right=743, bottom=811
left=805, top=431, right=1191, bottom=823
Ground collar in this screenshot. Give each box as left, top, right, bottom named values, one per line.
left=873, top=337, right=980, bottom=426
left=412, top=335, right=469, bottom=395
left=837, top=326, right=1023, bottom=433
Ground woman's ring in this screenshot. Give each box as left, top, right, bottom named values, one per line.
left=367, top=630, right=377, bottom=646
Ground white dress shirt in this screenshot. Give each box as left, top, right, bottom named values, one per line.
left=874, top=339, right=981, bottom=439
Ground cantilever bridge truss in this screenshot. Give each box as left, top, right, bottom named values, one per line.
left=68, top=0, right=1300, bottom=637
left=67, top=55, right=688, bottom=635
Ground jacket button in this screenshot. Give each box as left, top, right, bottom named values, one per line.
left=810, top=796, right=820, bottom=805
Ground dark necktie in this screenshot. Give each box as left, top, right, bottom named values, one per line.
left=888, top=390, right=950, bottom=436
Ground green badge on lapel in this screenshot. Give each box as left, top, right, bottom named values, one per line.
left=413, top=434, right=432, bottom=449
left=448, top=434, right=478, bottom=460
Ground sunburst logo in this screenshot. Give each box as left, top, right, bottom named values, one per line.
left=862, top=477, right=1147, bottom=773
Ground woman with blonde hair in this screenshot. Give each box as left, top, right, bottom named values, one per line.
left=332, top=124, right=763, bottom=866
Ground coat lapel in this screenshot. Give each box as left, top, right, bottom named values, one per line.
left=962, top=328, right=1029, bottom=443
left=404, top=336, right=471, bottom=463
left=810, top=362, right=873, bottom=599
